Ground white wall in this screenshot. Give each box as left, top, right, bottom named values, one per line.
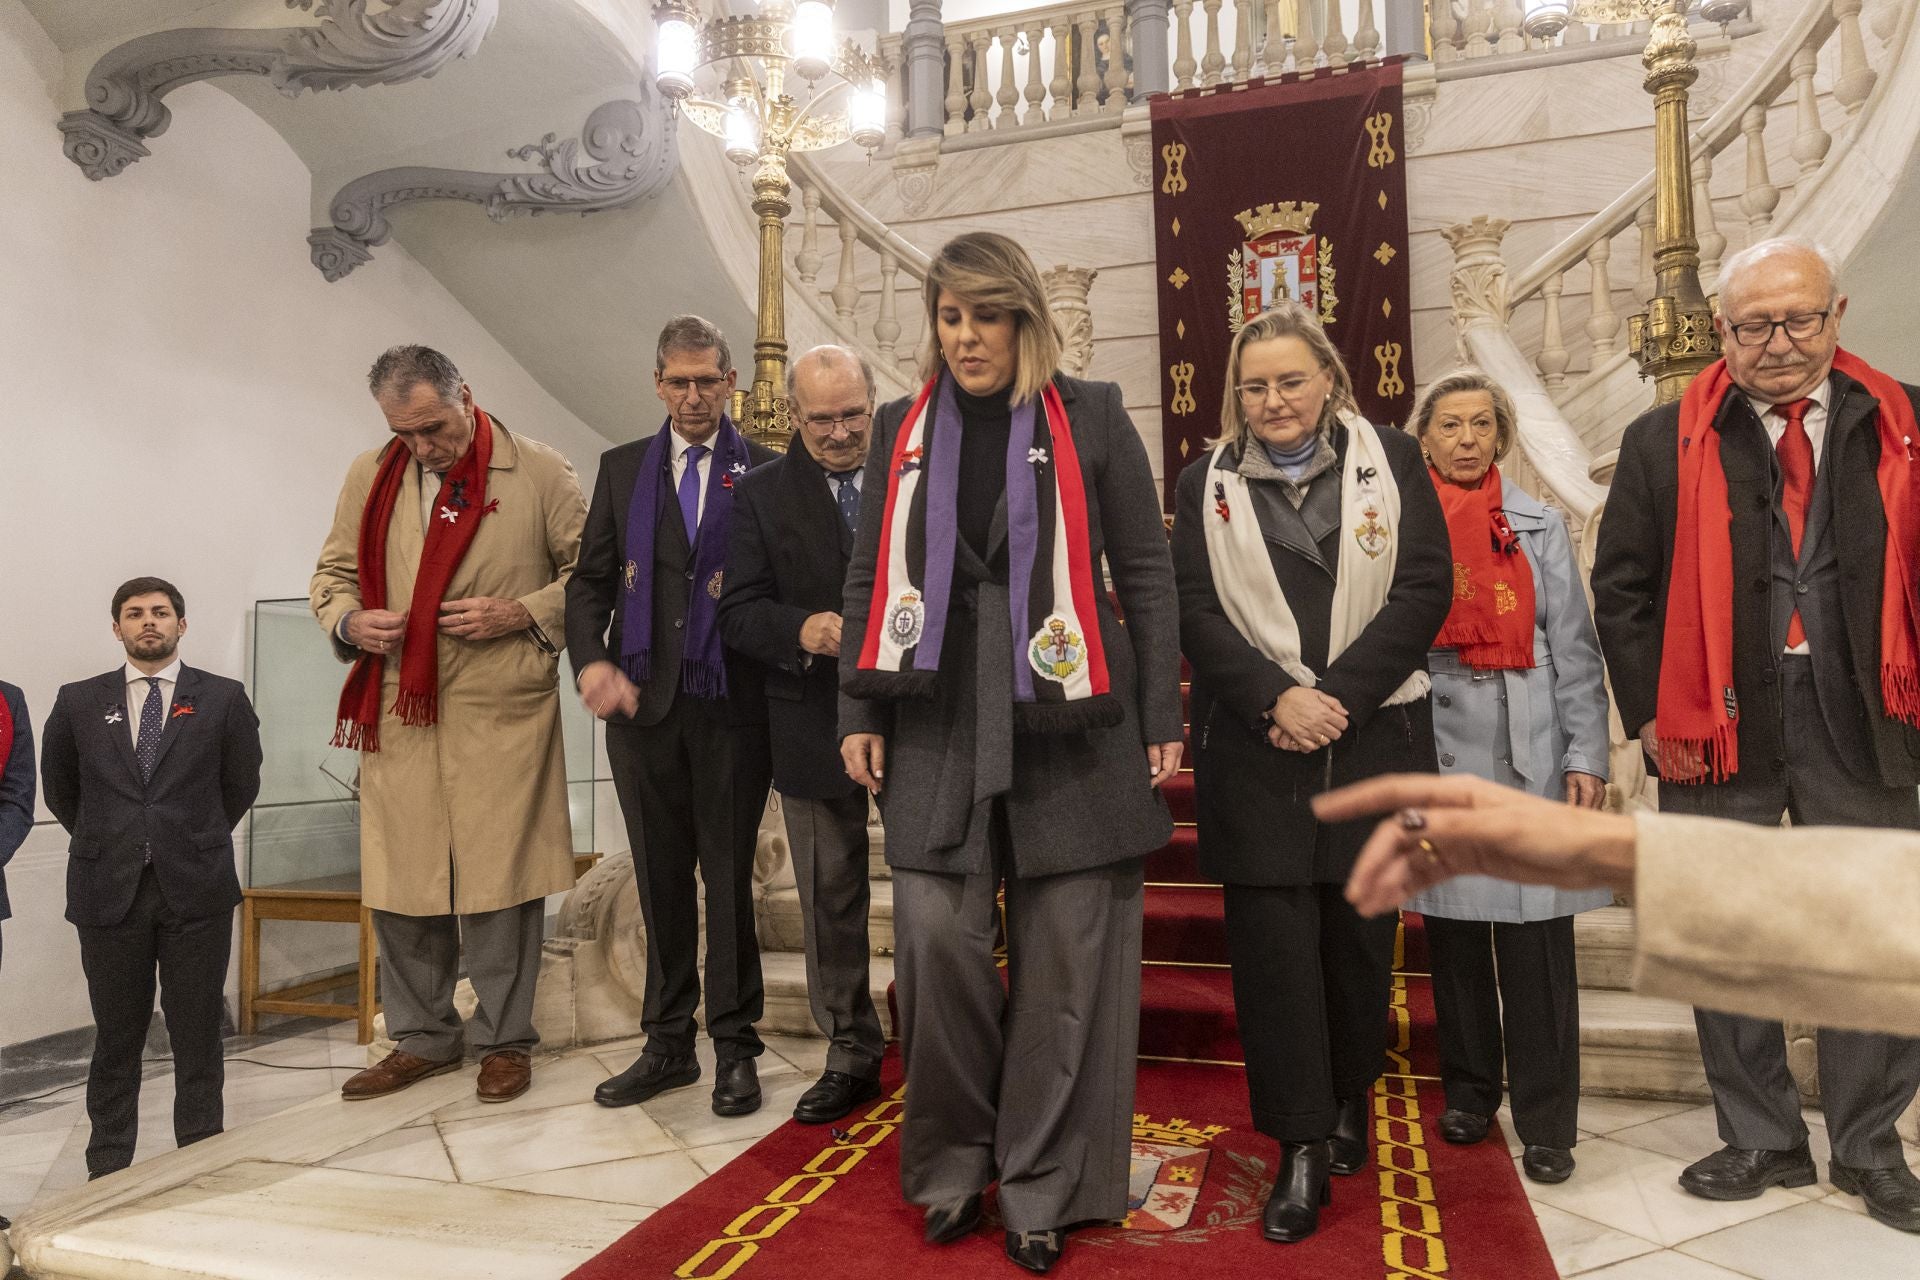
left=0, top=0, right=616, bottom=1049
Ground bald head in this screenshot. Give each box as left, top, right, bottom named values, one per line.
left=1714, top=237, right=1847, bottom=404
left=789, top=345, right=875, bottom=472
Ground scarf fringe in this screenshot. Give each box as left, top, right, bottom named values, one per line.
left=1012, top=694, right=1124, bottom=735
left=621, top=653, right=652, bottom=687
left=392, top=689, right=438, bottom=728
left=1456, top=641, right=1536, bottom=671
left=843, top=668, right=941, bottom=703
left=1657, top=725, right=1738, bottom=785
left=1882, top=663, right=1920, bottom=728
left=681, top=657, right=729, bottom=702
left=331, top=718, right=378, bottom=754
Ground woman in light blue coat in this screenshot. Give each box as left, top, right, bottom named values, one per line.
left=1405, top=369, right=1610, bottom=1186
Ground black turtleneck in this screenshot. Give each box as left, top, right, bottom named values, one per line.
left=954, top=383, right=1013, bottom=568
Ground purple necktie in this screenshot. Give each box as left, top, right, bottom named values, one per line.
left=678, top=444, right=709, bottom=544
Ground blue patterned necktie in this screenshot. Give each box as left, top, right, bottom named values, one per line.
left=134, top=676, right=165, bottom=781
left=678, top=444, right=709, bottom=543
left=831, top=471, right=860, bottom=533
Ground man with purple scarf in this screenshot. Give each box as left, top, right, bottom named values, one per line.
left=565, top=315, right=778, bottom=1116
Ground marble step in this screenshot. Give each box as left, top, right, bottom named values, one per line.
left=757, top=878, right=896, bottom=958
left=1575, top=987, right=1711, bottom=1103
left=759, top=947, right=898, bottom=1041
left=1573, top=905, right=1639, bottom=992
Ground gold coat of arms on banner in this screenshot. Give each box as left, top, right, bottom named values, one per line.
left=1226, top=201, right=1338, bottom=333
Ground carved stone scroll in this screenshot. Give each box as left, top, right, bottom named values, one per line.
left=309, top=96, right=677, bottom=281
left=59, top=0, right=498, bottom=180
left=1042, top=264, right=1099, bottom=377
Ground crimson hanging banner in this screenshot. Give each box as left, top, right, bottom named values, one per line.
left=1150, top=61, right=1414, bottom=508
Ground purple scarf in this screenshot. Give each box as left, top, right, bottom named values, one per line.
left=620, top=416, right=749, bottom=699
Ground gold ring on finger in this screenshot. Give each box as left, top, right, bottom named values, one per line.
left=1417, top=838, right=1440, bottom=865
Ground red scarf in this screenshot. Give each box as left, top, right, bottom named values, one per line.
left=1430, top=463, right=1535, bottom=670
left=1659, top=350, right=1920, bottom=782
left=332, top=408, right=496, bottom=752
left=0, top=687, right=13, bottom=778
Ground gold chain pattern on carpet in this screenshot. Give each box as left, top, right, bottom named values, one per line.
left=1376, top=968, right=1450, bottom=1280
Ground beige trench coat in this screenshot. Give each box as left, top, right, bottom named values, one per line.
left=310, top=420, right=588, bottom=916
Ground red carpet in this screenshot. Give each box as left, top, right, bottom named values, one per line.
left=569, top=671, right=1557, bottom=1278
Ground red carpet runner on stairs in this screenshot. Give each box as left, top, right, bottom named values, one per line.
left=569, top=675, right=1559, bottom=1279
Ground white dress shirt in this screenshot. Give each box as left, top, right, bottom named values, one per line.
left=123, top=657, right=183, bottom=746
left=1747, top=380, right=1831, bottom=656
left=419, top=462, right=448, bottom=533
left=669, top=425, right=718, bottom=530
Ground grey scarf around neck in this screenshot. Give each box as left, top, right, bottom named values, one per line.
left=1236, top=430, right=1338, bottom=508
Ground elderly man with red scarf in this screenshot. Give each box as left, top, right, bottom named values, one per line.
left=1593, top=236, right=1920, bottom=1234
left=311, top=345, right=587, bottom=1106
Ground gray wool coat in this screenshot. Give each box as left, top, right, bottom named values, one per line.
left=838, top=374, right=1183, bottom=878
left=1406, top=483, right=1613, bottom=924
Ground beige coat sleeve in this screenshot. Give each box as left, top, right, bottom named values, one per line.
left=1631, top=812, right=1920, bottom=1037
left=513, top=441, right=587, bottom=652
left=311, top=450, right=381, bottom=664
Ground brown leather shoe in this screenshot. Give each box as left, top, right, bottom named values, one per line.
left=340, top=1049, right=463, bottom=1101
left=476, top=1050, right=533, bottom=1104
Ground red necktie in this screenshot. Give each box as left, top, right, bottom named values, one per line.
left=1776, top=397, right=1815, bottom=648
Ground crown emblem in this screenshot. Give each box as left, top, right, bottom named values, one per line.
left=1131, top=1114, right=1230, bottom=1148
left=1233, top=201, right=1319, bottom=239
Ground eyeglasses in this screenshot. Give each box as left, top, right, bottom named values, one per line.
left=1431, top=420, right=1499, bottom=440
left=799, top=410, right=872, bottom=435
left=660, top=375, right=728, bottom=397
left=1725, top=311, right=1830, bottom=347
left=1235, top=370, right=1325, bottom=404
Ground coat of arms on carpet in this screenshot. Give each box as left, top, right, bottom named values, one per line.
left=1122, top=1115, right=1229, bottom=1231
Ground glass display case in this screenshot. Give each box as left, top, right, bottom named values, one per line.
left=247, top=598, right=595, bottom=889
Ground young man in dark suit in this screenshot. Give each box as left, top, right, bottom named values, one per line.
left=566, top=317, right=778, bottom=1116
left=40, top=577, right=263, bottom=1178
left=719, top=345, right=885, bottom=1123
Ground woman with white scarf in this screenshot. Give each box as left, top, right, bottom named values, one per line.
left=1172, top=303, right=1451, bottom=1245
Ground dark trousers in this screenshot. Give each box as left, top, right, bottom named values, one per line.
left=781, top=790, right=884, bottom=1078
left=605, top=696, right=771, bottom=1060
left=1425, top=914, right=1581, bottom=1149
left=1660, top=655, right=1920, bottom=1167
left=1224, top=880, right=1398, bottom=1142
left=76, top=865, right=231, bottom=1177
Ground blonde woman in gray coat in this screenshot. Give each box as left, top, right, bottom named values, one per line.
left=1404, top=369, right=1611, bottom=1186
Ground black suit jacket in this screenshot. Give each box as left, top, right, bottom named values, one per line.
left=40, top=666, right=263, bottom=928
left=719, top=438, right=862, bottom=800
left=0, top=681, right=34, bottom=922
left=1592, top=371, right=1920, bottom=788
left=1173, top=425, right=1451, bottom=884
left=566, top=429, right=779, bottom=727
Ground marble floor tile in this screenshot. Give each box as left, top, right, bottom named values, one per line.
left=429, top=1052, right=612, bottom=1124
left=1519, top=1137, right=1805, bottom=1247
left=1574, top=1251, right=1757, bottom=1279
left=0, top=1127, right=70, bottom=1173
left=0, top=1099, right=84, bottom=1138
left=1677, top=1197, right=1920, bottom=1278
left=1606, top=1102, right=1832, bottom=1200
left=438, top=1100, right=679, bottom=1184
left=0, top=1164, right=53, bottom=1219
left=760, top=1033, right=829, bottom=1077
left=686, top=1138, right=761, bottom=1175
left=480, top=1149, right=709, bottom=1207
left=636, top=1072, right=814, bottom=1150
left=1578, top=1096, right=1702, bottom=1137
left=321, top=1125, right=458, bottom=1182
left=1529, top=1203, right=1661, bottom=1276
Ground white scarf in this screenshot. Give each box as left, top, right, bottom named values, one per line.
left=1202, top=413, right=1429, bottom=708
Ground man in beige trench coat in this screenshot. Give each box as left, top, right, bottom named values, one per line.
left=311, top=345, right=587, bottom=1104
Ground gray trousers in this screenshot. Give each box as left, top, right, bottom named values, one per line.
left=1659, top=657, right=1920, bottom=1167
left=781, top=791, right=885, bottom=1078
left=371, top=898, right=545, bottom=1061
left=892, top=819, right=1143, bottom=1234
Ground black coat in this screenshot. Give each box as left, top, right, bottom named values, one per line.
left=40, top=666, right=262, bottom=928
left=1591, top=370, right=1920, bottom=787
left=565, top=430, right=780, bottom=727
left=719, top=438, right=862, bottom=800
left=0, top=681, right=33, bottom=922
left=1173, top=425, right=1451, bottom=886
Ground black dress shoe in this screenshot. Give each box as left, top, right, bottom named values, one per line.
left=792, top=1070, right=883, bottom=1124
left=1262, top=1139, right=1332, bottom=1244
left=1437, top=1109, right=1492, bottom=1145
left=594, top=1050, right=699, bottom=1107
left=1329, top=1095, right=1368, bottom=1175
left=1829, top=1160, right=1920, bottom=1232
left=1005, top=1227, right=1065, bottom=1273
left=1523, top=1145, right=1576, bottom=1184
left=712, top=1056, right=762, bottom=1116
left=924, top=1192, right=983, bottom=1244
left=1678, top=1143, right=1817, bottom=1201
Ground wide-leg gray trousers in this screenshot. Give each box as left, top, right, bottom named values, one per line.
left=371, top=898, right=545, bottom=1061
left=891, top=835, right=1144, bottom=1234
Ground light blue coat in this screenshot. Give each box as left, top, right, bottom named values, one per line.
left=1407, top=484, right=1613, bottom=924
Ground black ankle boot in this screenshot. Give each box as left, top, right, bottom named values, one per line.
left=1329, top=1095, right=1368, bottom=1175
left=1262, top=1140, right=1332, bottom=1243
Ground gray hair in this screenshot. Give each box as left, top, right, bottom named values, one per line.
left=655, top=314, right=732, bottom=374
left=786, top=344, right=876, bottom=404
left=368, top=345, right=463, bottom=403
left=1718, top=235, right=1841, bottom=308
